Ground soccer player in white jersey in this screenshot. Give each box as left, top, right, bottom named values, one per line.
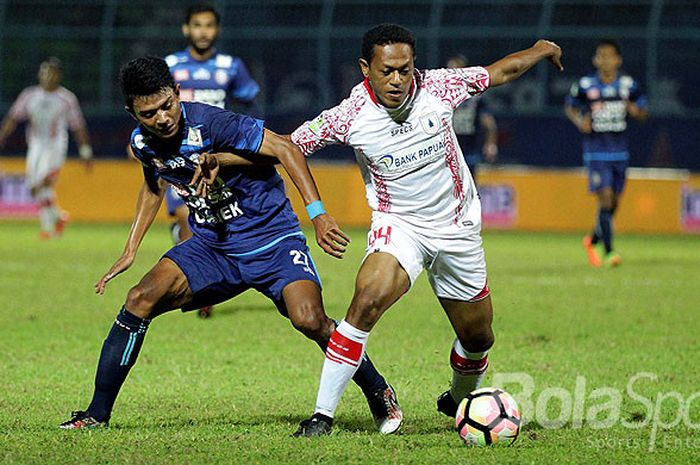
left=0, top=57, right=92, bottom=239
left=290, top=24, right=563, bottom=436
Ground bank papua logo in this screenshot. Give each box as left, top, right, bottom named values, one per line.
left=376, top=154, right=394, bottom=170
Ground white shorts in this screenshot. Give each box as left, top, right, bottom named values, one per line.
left=25, top=142, right=66, bottom=188
left=364, top=212, right=489, bottom=301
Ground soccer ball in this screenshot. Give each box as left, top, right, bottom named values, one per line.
left=455, top=387, right=521, bottom=446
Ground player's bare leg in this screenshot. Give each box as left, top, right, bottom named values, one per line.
left=294, top=253, right=408, bottom=436
left=60, top=258, right=193, bottom=429
left=283, top=279, right=403, bottom=434
left=437, top=295, right=495, bottom=417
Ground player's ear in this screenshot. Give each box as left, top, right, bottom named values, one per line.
left=182, top=23, right=189, bottom=38
left=124, top=105, right=137, bottom=120
left=359, top=58, right=370, bottom=78
left=174, top=83, right=180, bottom=97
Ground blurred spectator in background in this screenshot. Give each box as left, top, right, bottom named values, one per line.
left=0, top=57, right=92, bottom=239
left=447, top=54, right=498, bottom=182
left=565, top=40, right=648, bottom=268
left=163, top=3, right=261, bottom=318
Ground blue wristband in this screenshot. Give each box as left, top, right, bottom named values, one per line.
left=306, top=200, right=326, bottom=220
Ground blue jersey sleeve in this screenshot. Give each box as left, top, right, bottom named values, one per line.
left=229, top=58, right=260, bottom=103
left=206, top=106, right=265, bottom=154
left=565, top=80, right=587, bottom=110
left=628, top=79, right=648, bottom=109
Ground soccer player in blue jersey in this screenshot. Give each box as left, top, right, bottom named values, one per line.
left=565, top=40, right=648, bottom=267
left=447, top=54, right=498, bottom=181
left=164, top=4, right=262, bottom=317
left=59, top=56, right=402, bottom=431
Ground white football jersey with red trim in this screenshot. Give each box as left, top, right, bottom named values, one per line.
left=291, top=67, right=490, bottom=235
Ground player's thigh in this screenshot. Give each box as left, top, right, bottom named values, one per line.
left=163, top=236, right=247, bottom=312
left=346, top=252, right=412, bottom=330
left=440, top=295, right=494, bottom=351
left=128, top=257, right=192, bottom=318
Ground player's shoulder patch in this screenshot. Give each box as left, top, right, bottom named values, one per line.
left=215, top=54, right=234, bottom=69
left=619, top=75, right=634, bottom=88
left=165, top=54, right=178, bottom=68
left=579, top=76, right=594, bottom=89
left=131, top=128, right=147, bottom=151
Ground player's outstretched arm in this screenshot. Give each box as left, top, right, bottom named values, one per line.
left=0, top=116, right=18, bottom=150
left=486, top=39, right=563, bottom=87
left=258, top=128, right=350, bottom=259
left=95, top=179, right=165, bottom=294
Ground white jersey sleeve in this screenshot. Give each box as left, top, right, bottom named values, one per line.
left=62, top=89, right=87, bottom=131
left=8, top=87, right=34, bottom=121
left=421, top=66, right=490, bottom=110
left=291, top=84, right=369, bottom=156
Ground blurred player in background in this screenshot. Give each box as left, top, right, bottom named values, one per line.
left=0, top=57, right=92, bottom=239
left=164, top=3, right=261, bottom=317
left=59, top=56, right=400, bottom=432
left=290, top=24, right=563, bottom=436
left=447, top=54, right=498, bottom=181
left=565, top=40, right=647, bottom=268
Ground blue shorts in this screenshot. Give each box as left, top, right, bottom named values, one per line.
left=165, top=185, right=186, bottom=216
left=163, top=232, right=322, bottom=313
left=586, top=160, right=628, bottom=194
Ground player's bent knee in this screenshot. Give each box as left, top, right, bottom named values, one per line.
left=289, top=303, right=329, bottom=340
left=459, top=330, right=495, bottom=354
left=125, top=285, right=156, bottom=319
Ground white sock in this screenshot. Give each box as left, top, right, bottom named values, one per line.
left=314, top=320, right=369, bottom=418
left=449, top=338, right=489, bottom=402
left=36, top=187, right=56, bottom=232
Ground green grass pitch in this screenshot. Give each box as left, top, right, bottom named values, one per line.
left=1, top=222, right=698, bottom=464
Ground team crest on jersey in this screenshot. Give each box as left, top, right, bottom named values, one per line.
left=174, top=69, right=189, bottom=81
left=215, top=69, right=229, bottom=85
left=587, top=88, right=600, bottom=100
left=187, top=127, right=203, bottom=147
left=420, top=112, right=440, bottom=135
left=193, top=68, right=211, bottom=80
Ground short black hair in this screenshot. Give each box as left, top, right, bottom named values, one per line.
left=185, top=3, right=220, bottom=25
left=596, top=39, right=621, bottom=56
left=119, top=56, right=176, bottom=109
left=361, top=23, right=416, bottom=62
left=42, top=56, right=63, bottom=71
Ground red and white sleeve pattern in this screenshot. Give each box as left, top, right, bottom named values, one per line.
left=421, top=67, right=491, bottom=110
left=8, top=88, right=33, bottom=121
left=63, top=90, right=87, bottom=131
left=291, top=85, right=368, bottom=156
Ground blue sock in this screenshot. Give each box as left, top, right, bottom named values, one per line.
left=598, top=208, right=614, bottom=254
left=86, top=307, right=150, bottom=421
left=331, top=319, right=387, bottom=396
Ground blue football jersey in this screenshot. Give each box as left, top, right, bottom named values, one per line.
left=129, top=102, right=301, bottom=255
left=566, top=72, right=647, bottom=162
left=165, top=49, right=260, bottom=109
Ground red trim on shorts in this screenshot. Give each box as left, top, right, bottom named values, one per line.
left=468, top=281, right=490, bottom=303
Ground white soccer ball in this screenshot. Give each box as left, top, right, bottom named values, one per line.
left=455, top=387, right=521, bottom=446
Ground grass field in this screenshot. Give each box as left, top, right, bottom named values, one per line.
left=1, top=222, right=699, bottom=464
